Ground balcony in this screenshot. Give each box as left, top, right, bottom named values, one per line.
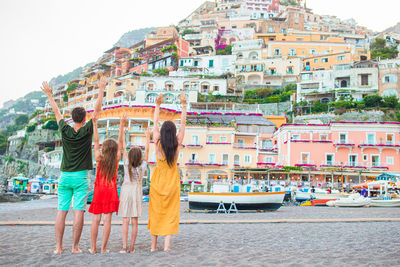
left=312, top=139, right=333, bottom=144
left=290, top=139, right=311, bottom=143
left=186, top=143, right=203, bottom=148
left=295, top=160, right=316, bottom=168
left=233, top=143, right=257, bottom=149
left=259, top=146, right=277, bottom=152
left=334, top=139, right=355, bottom=147
left=185, top=160, right=203, bottom=166
left=319, top=161, right=342, bottom=168
left=203, top=162, right=226, bottom=167
left=257, top=162, right=276, bottom=167
left=342, top=162, right=367, bottom=170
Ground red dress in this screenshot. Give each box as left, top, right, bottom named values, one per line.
left=89, top=165, right=119, bottom=214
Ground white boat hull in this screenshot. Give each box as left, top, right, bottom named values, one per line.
left=188, top=192, right=285, bottom=211
left=371, top=199, right=400, bottom=207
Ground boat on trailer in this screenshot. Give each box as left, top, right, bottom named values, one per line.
left=188, top=182, right=285, bottom=211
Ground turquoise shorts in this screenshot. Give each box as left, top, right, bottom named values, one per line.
left=58, top=170, right=89, bottom=211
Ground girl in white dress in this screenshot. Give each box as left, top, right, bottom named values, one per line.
left=118, top=128, right=150, bottom=253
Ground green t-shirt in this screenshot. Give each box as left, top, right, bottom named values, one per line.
left=59, top=119, right=93, bottom=172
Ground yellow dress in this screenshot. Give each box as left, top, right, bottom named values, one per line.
left=148, top=155, right=180, bottom=236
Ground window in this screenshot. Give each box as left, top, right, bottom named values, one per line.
left=383, top=74, right=397, bottom=83
left=314, top=59, right=318, bottom=63
left=213, top=85, right=219, bottom=91
left=326, top=154, right=334, bottom=165
left=273, top=49, right=281, bottom=56
left=321, top=58, right=328, bottom=63
left=180, top=60, right=184, bottom=66
left=179, top=152, right=183, bottom=159
left=287, top=66, right=294, bottom=74
left=310, top=49, right=316, bottom=54
left=268, top=26, right=273, bottom=33
left=289, top=49, right=296, bottom=56
left=209, top=60, right=214, bottom=68
left=367, top=133, right=375, bottom=145
left=192, top=135, right=199, bottom=145
left=294, top=18, right=299, bottom=24
left=386, top=157, right=394, bottom=165
left=361, top=74, right=369, bottom=86
left=371, top=155, right=380, bottom=167
left=301, top=153, right=309, bottom=164
left=209, top=154, right=216, bottom=164
left=234, top=155, right=240, bottom=165
left=264, top=157, right=274, bottom=163
left=363, top=154, right=368, bottom=161
left=386, top=133, right=394, bottom=145
left=222, top=154, right=229, bottom=165
left=262, top=139, right=272, bottom=149
left=320, top=134, right=327, bottom=141
left=194, top=61, right=199, bottom=67
left=338, top=55, right=345, bottom=61
left=244, top=155, right=251, bottom=164
left=190, top=153, right=198, bottom=162
left=339, top=133, right=347, bottom=143
left=292, top=134, right=300, bottom=140
left=207, top=136, right=213, bottom=143
left=220, top=136, right=227, bottom=143
left=237, top=139, right=244, bottom=146
left=349, top=155, right=357, bottom=166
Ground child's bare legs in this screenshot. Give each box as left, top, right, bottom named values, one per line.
left=54, top=210, right=68, bottom=254
left=120, top=217, right=130, bottom=253
left=90, top=214, right=102, bottom=254
left=72, top=210, right=85, bottom=254
left=101, top=213, right=112, bottom=253
left=129, top=217, right=138, bottom=253
left=164, top=235, right=172, bottom=251
left=151, top=234, right=158, bottom=251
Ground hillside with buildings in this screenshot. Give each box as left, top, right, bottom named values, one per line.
left=3, top=0, right=400, bottom=189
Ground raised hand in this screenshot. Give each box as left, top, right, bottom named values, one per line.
left=156, top=94, right=164, bottom=105
left=178, top=93, right=187, bottom=106
left=41, top=82, right=53, bottom=96
left=98, top=76, right=108, bottom=89
left=121, top=113, right=128, bottom=124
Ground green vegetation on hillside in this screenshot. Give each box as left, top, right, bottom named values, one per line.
left=243, top=84, right=296, bottom=104
left=371, top=38, right=399, bottom=60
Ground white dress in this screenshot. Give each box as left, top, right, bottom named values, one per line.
left=118, top=160, right=147, bottom=217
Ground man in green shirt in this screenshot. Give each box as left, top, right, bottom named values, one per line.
left=41, top=76, right=107, bottom=254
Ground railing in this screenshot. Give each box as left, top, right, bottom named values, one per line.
left=312, top=139, right=333, bottom=143
left=319, top=161, right=342, bottom=168
left=233, top=143, right=257, bottom=149
left=186, top=143, right=203, bottom=148
left=295, top=160, right=316, bottom=167
left=334, top=139, right=355, bottom=146
left=358, top=141, right=400, bottom=147
left=259, top=146, right=277, bottom=152
left=203, top=162, right=226, bottom=166
left=185, top=160, right=202, bottom=166
left=290, top=139, right=311, bottom=143
left=342, top=162, right=367, bottom=169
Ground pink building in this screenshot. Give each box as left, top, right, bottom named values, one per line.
left=273, top=121, right=400, bottom=185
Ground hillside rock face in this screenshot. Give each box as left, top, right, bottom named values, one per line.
left=113, top=27, right=157, bottom=48
left=383, top=22, right=400, bottom=34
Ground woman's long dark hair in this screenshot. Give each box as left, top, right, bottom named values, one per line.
left=159, top=120, right=178, bottom=167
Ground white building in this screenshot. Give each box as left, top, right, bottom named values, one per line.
left=297, top=70, right=334, bottom=103
left=172, top=55, right=236, bottom=76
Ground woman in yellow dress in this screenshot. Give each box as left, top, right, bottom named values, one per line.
left=148, top=93, right=187, bottom=252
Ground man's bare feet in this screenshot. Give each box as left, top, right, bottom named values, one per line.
left=119, top=248, right=127, bottom=254
left=71, top=247, right=82, bottom=254
left=101, top=249, right=110, bottom=254
left=164, top=247, right=171, bottom=252
left=129, top=249, right=135, bottom=253
left=53, top=249, right=63, bottom=255
left=88, top=248, right=96, bottom=254
left=151, top=248, right=158, bottom=252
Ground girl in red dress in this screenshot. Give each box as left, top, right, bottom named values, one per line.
left=88, top=114, right=126, bottom=253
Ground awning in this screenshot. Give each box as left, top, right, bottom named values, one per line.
left=376, top=172, right=400, bottom=181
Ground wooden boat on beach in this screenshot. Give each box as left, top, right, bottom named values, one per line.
left=188, top=191, right=285, bottom=211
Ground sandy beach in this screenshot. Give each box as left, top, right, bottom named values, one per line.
left=0, top=198, right=399, bottom=266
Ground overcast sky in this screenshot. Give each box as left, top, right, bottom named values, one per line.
left=0, top=0, right=399, bottom=108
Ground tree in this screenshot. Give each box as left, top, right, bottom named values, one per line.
left=383, top=95, right=399, bottom=108
left=363, top=95, right=383, bottom=108
left=66, top=83, right=78, bottom=93
left=42, top=120, right=59, bottom=131
left=182, top=29, right=197, bottom=36
left=256, top=88, right=273, bottom=98
left=152, top=68, right=169, bottom=76
left=311, top=101, right=328, bottom=113
left=216, top=45, right=232, bottom=55
left=284, top=83, right=297, bottom=92
left=63, top=93, right=68, bottom=102
left=26, top=124, right=37, bottom=133
left=15, top=114, right=29, bottom=126
left=371, top=38, right=399, bottom=60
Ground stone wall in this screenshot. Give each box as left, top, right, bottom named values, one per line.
left=294, top=110, right=385, bottom=124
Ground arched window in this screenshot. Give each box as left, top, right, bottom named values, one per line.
left=165, top=81, right=174, bottom=91
left=382, top=88, right=398, bottom=97
left=145, top=93, right=158, bottom=103
left=147, top=81, right=155, bottom=91
left=249, top=51, right=258, bottom=60
left=164, top=93, right=174, bottom=103
left=183, top=81, right=190, bottom=91
left=340, top=80, right=348, bottom=88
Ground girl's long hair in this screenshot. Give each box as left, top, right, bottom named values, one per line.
left=128, top=146, right=142, bottom=182
left=99, top=138, right=119, bottom=184
left=159, top=120, right=178, bottom=167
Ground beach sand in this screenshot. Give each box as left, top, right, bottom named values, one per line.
left=0, top=198, right=399, bottom=266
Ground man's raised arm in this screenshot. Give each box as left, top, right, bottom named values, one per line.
left=41, top=82, right=62, bottom=124
left=92, top=76, right=108, bottom=120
